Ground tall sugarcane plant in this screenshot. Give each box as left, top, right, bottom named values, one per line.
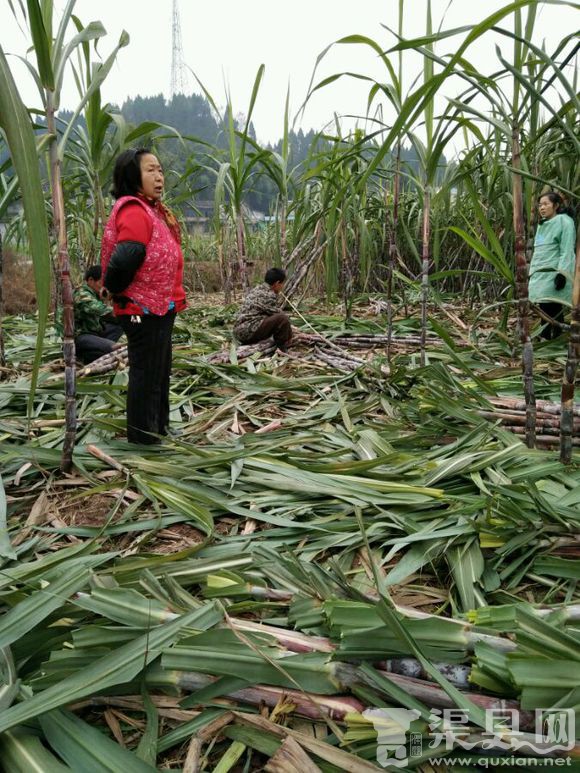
left=512, top=121, right=537, bottom=447
left=193, top=65, right=272, bottom=291
left=10, top=0, right=128, bottom=470
left=509, top=7, right=538, bottom=448
left=453, top=13, right=578, bottom=446
left=560, top=224, right=580, bottom=463
left=0, top=233, right=4, bottom=370
left=385, top=0, right=406, bottom=358
left=0, top=46, right=51, bottom=414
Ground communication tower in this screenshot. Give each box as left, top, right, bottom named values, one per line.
left=170, top=0, right=189, bottom=97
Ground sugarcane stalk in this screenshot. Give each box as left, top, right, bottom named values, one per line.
left=265, top=736, right=322, bottom=773
left=337, top=663, right=535, bottom=728
left=333, top=335, right=442, bottom=347
left=86, top=444, right=128, bottom=474
left=206, top=339, right=277, bottom=364
left=230, top=618, right=335, bottom=653
left=279, top=198, right=288, bottom=266
left=420, top=186, right=431, bottom=368
left=234, top=618, right=471, bottom=691
left=489, top=395, right=580, bottom=418
left=340, top=222, right=353, bottom=322
left=285, top=234, right=315, bottom=268
left=46, top=95, right=76, bottom=472
left=235, top=210, right=249, bottom=291
left=183, top=712, right=235, bottom=773
left=71, top=694, right=202, bottom=722
left=512, top=427, right=580, bottom=445
left=169, top=671, right=365, bottom=722
left=232, top=612, right=515, bottom=657
left=560, top=221, right=580, bottom=463
left=284, top=228, right=325, bottom=301
left=386, top=143, right=401, bottom=361
left=478, top=410, right=580, bottom=431
left=76, top=346, right=128, bottom=377
left=0, top=231, right=5, bottom=371
left=512, top=121, right=536, bottom=448
left=217, top=222, right=231, bottom=305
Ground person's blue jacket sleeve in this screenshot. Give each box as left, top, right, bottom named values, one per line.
left=558, top=216, right=576, bottom=277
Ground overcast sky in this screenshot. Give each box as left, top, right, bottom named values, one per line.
left=3, top=0, right=578, bottom=147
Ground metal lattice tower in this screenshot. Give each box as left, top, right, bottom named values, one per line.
left=170, top=0, right=188, bottom=97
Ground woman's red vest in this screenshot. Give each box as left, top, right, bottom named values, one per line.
left=101, top=196, right=185, bottom=316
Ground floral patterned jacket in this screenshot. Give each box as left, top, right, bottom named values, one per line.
left=233, top=283, right=283, bottom=342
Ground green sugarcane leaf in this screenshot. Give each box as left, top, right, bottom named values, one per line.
left=135, top=686, right=159, bottom=766
left=213, top=741, right=246, bottom=773
left=74, top=587, right=179, bottom=628
left=0, top=730, right=71, bottom=773
left=25, top=0, right=54, bottom=89
left=0, top=472, right=16, bottom=560
left=0, top=683, right=20, bottom=712
left=531, top=556, right=580, bottom=580
left=509, top=658, right=580, bottom=689
left=515, top=608, right=580, bottom=662
left=157, top=709, right=227, bottom=754
left=41, top=709, right=156, bottom=773
left=448, top=226, right=513, bottom=283
left=448, top=540, right=485, bottom=612
left=0, top=556, right=112, bottom=648
left=164, top=636, right=338, bottom=695
left=180, top=674, right=250, bottom=708
left=385, top=540, right=447, bottom=586
left=0, top=543, right=96, bottom=592
left=144, top=480, right=214, bottom=534
left=58, top=29, right=130, bottom=157
left=0, top=602, right=222, bottom=733
left=53, top=21, right=107, bottom=100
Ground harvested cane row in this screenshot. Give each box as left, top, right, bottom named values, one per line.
left=479, top=396, right=580, bottom=446
left=1, top=305, right=579, bottom=770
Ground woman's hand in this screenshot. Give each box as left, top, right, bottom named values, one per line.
left=554, top=273, right=566, bottom=291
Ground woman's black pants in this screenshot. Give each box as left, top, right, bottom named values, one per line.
left=538, top=302, right=564, bottom=340
left=119, top=311, right=176, bottom=444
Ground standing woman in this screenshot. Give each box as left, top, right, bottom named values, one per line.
left=101, top=148, right=186, bottom=444
left=529, top=191, right=576, bottom=340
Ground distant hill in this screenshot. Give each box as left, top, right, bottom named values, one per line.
left=58, top=93, right=440, bottom=215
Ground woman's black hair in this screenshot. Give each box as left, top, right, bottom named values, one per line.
left=111, top=147, right=151, bottom=199
left=539, top=190, right=576, bottom=220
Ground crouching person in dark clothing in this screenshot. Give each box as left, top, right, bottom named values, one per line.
left=74, top=265, right=123, bottom=364
left=233, top=268, right=292, bottom=351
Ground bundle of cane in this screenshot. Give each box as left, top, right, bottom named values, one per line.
left=312, top=346, right=390, bottom=376
left=76, top=345, right=128, bottom=377
left=205, top=339, right=277, bottom=364
left=478, top=395, right=580, bottom=446
left=488, top=395, right=580, bottom=418
left=332, top=333, right=467, bottom=349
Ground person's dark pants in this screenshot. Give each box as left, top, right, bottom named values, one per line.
left=242, top=313, right=292, bottom=349
left=538, top=302, right=564, bottom=340
left=75, top=322, right=123, bottom=364
left=119, top=312, right=176, bottom=445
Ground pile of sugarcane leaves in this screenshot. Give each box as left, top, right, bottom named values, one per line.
left=0, top=298, right=579, bottom=772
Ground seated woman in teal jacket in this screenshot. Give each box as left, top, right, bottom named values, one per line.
left=529, top=191, right=576, bottom=340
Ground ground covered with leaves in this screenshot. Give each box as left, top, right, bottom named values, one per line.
left=0, top=298, right=579, bottom=772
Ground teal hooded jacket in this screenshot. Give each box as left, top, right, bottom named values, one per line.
left=529, top=213, right=576, bottom=306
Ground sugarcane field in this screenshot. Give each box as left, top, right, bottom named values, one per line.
left=1, top=1, right=580, bottom=771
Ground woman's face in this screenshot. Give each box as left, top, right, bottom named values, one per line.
left=138, top=153, right=164, bottom=200
left=538, top=196, right=558, bottom=220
